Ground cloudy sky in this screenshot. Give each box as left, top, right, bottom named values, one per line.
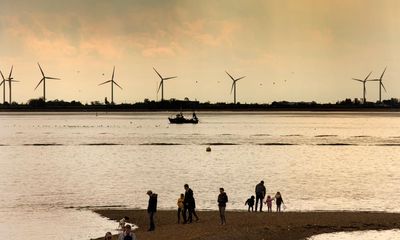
left=0, top=0, right=399, bottom=104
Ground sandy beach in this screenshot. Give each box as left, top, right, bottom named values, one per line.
left=93, top=210, right=400, bottom=240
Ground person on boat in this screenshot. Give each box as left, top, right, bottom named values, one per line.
left=192, top=112, right=197, bottom=120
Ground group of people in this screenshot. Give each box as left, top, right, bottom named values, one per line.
left=245, top=180, right=285, bottom=212
left=106, top=180, right=284, bottom=239
left=177, top=184, right=200, bottom=224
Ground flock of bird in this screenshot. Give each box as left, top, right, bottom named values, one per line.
left=0, top=63, right=389, bottom=105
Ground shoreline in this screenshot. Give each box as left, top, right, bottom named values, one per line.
left=92, top=209, right=400, bottom=240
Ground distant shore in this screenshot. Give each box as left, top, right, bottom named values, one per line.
left=92, top=209, right=400, bottom=240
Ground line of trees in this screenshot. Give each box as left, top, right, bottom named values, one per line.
left=1, top=97, right=400, bottom=111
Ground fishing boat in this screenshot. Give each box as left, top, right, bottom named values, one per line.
left=168, top=112, right=199, bottom=124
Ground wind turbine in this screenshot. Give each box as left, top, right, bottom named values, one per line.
left=226, top=71, right=245, bottom=104
left=35, top=63, right=60, bottom=102
left=352, top=71, right=372, bottom=104
left=0, top=71, right=6, bottom=104
left=98, top=66, right=122, bottom=104
left=6, top=66, right=19, bottom=104
left=370, top=67, right=387, bottom=103
left=153, top=67, right=177, bottom=101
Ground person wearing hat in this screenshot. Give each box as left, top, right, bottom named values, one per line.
left=147, top=190, right=158, bottom=231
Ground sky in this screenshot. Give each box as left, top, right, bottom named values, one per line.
left=0, top=0, right=399, bottom=104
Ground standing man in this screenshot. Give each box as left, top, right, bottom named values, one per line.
left=183, top=184, right=195, bottom=224
left=217, top=187, right=228, bottom=225
left=255, top=180, right=266, bottom=212
left=147, top=190, right=158, bottom=231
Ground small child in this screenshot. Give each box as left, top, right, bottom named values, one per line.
left=264, top=195, right=274, bottom=212
left=119, top=216, right=129, bottom=230
left=177, top=193, right=185, bottom=223
left=275, top=192, right=284, bottom=212
left=245, top=195, right=255, bottom=212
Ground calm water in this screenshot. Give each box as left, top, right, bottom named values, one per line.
left=1, top=112, right=400, bottom=239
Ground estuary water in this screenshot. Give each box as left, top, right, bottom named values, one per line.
left=0, top=112, right=400, bottom=239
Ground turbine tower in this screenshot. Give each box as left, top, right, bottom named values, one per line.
left=370, top=67, right=387, bottom=103
left=352, top=71, right=372, bottom=104
left=0, top=71, right=6, bottom=104
left=6, top=66, right=18, bottom=104
left=153, top=67, right=177, bottom=101
left=35, top=63, right=60, bottom=102
left=98, top=66, right=122, bottom=104
left=226, top=71, right=245, bottom=104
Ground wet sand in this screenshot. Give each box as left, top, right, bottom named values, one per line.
left=92, top=210, right=400, bottom=240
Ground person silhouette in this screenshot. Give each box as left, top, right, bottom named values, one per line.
left=255, top=180, right=266, bottom=212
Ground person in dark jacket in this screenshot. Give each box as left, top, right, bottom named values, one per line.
left=217, top=187, right=228, bottom=225
left=275, top=191, right=284, bottom=212
left=245, top=195, right=255, bottom=212
left=183, top=184, right=195, bottom=224
left=147, top=190, right=157, bottom=231
left=255, top=180, right=266, bottom=212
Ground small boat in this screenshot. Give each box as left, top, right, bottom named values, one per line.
left=168, top=112, right=199, bottom=124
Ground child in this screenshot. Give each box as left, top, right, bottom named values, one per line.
left=177, top=193, right=185, bottom=223
left=275, top=192, right=284, bottom=212
left=245, top=195, right=255, bottom=212
left=264, top=195, right=274, bottom=212
left=119, top=216, right=129, bottom=230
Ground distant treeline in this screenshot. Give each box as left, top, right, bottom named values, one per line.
left=1, top=98, right=400, bottom=111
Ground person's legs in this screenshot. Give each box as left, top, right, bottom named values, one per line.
left=148, top=212, right=155, bottom=231
left=219, top=206, right=226, bottom=224
left=177, top=208, right=181, bottom=223
left=193, top=208, right=199, bottom=221
left=255, top=195, right=259, bottom=211
left=188, top=207, right=193, bottom=223
left=247, top=206, right=250, bottom=212
left=182, top=207, right=188, bottom=223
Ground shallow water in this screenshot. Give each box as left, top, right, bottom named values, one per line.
left=308, top=229, right=400, bottom=240
left=1, top=112, right=400, bottom=239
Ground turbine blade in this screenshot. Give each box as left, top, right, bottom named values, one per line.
left=153, top=67, right=163, bottom=79
left=113, top=81, right=123, bottom=90
left=351, top=78, right=363, bottom=82
left=230, top=82, right=234, bottom=94
left=112, top=66, right=115, bottom=81
left=163, top=76, right=177, bottom=80
left=37, top=62, right=45, bottom=77
left=98, top=80, right=111, bottom=86
left=0, top=80, right=3, bottom=86
left=46, top=77, right=60, bottom=80
left=381, top=82, right=387, bottom=93
left=380, top=67, right=386, bottom=80
left=364, top=71, right=372, bottom=81
left=236, top=76, right=246, bottom=81
left=225, top=71, right=235, bottom=81
left=0, top=70, right=5, bottom=81
left=157, top=81, right=162, bottom=93
left=34, top=78, right=44, bottom=90
left=8, top=65, right=13, bottom=79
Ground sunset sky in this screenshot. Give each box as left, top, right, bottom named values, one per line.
left=0, top=0, right=399, bottom=104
